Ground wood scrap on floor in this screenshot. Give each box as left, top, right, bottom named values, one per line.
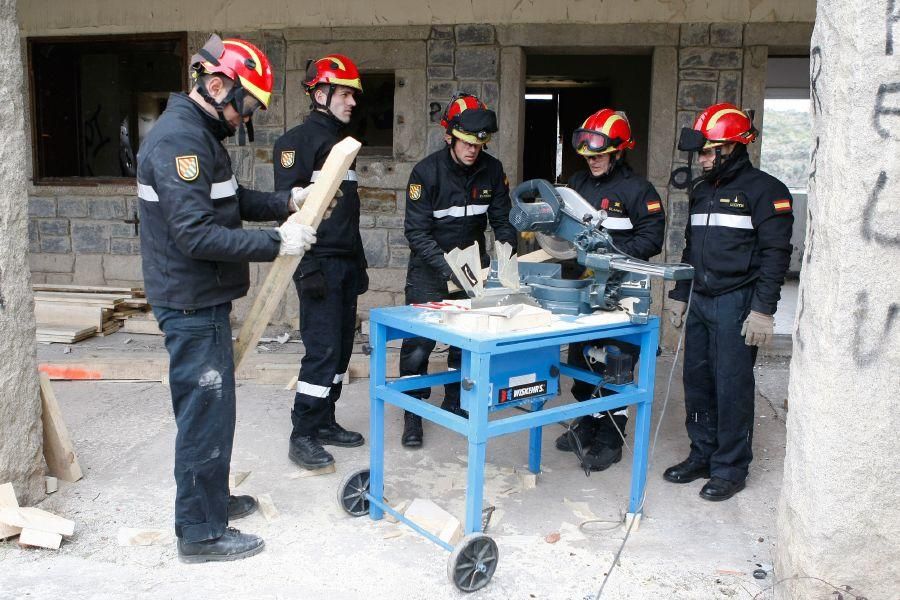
left=39, top=372, right=83, bottom=482
left=256, top=494, right=279, bottom=522
left=0, top=482, right=21, bottom=540
left=0, top=506, right=75, bottom=539
left=32, top=284, right=154, bottom=343
left=117, top=528, right=172, bottom=547
left=229, top=471, right=250, bottom=489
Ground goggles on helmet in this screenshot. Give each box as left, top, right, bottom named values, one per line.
left=572, top=129, right=616, bottom=155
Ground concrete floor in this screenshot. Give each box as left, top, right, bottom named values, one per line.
left=0, top=351, right=790, bottom=599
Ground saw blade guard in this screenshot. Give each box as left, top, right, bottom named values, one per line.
left=509, top=178, right=561, bottom=234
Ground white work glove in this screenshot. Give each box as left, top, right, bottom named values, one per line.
left=289, top=185, right=341, bottom=219
left=741, top=310, right=774, bottom=347
left=665, top=299, right=687, bottom=328
left=276, top=221, right=316, bottom=257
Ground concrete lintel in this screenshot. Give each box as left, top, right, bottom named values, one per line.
left=283, top=25, right=431, bottom=42
left=497, top=23, right=679, bottom=48
left=744, top=22, right=813, bottom=50
left=286, top=40, right=426, bottom=71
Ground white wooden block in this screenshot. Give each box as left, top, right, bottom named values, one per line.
left=287, top=463, right=336, bottom=479
left=403, top=498, right=462, bottom=546
left=0, top=483, right=21, bottom=539
left=515, top=467, right=538, bottom=490
left=257, top=494, right=279, bottom=523
left=18, top=528, right=62, bottom=550
left=0, top=507, right=75, bottom=537
left=385, top=499, right=408, bottom=524
left=45, top=477, right=58, bottom=494
left=117, top=527, right=172, bottom=546
left=229, top=471, right=250, bottom=489
left=624, top=512, right=641, bottom=532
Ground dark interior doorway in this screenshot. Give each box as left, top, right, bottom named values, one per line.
left=522, top=54, right=652, bottom=185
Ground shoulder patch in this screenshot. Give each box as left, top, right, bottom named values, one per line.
left=280, top=150, right=295, bottom=169
left=773, top=199, right=792, bottom=213
left=646, top=199, right=662, bottom=213
left=408, top=183, right=422, bottom=201
left=175, top=155, right=200, bottom=181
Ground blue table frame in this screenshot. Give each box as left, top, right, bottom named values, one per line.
left=365, top=305, right=659, bottom=552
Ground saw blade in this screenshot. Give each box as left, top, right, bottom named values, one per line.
left=536, top=232, right=576, bottom=260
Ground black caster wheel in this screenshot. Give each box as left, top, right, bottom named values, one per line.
left=447, top=533, right=499, bottom=592
left=337, top=468, right=370, bottom=517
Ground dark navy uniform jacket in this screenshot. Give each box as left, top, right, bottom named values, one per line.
left=136, top=93, right=290, bottom=310
left=273, top=110, right=365, bottom=276
left=568, top=163, right=666, bottom=262
left=670, top=151, right=794, bottom=315
left=404, top=146, right=517, bottom=280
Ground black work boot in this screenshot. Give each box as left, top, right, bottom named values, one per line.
left=699, top=477, right=746, bottom=501
left=227, top=495, right=257, bottom=520
left=401, top=411, right=423, bottom=448
left=663, top=458, right=711, bottom=484
left=178, top=527, right=264, bottom=563
left=288, top=435, right=335, bottom=469
left=581, top=444, right=623, bottom=472
left=317, top=402, right=364, bottom=447
left=555, top=416, right=600, bottom=452
left=440, top=396, right=468, bottom=418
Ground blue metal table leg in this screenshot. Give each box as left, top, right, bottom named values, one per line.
left=369, top=321, right=388, bottom=522
left=463, top=351, right=490, bottom=534
left=627, top=324, right=659, bottom=515
left=528, top=400, right=545, bottom=474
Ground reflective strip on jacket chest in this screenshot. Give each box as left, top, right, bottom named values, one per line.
left=137, top=182, right=159, bottom=202
left=310, top=169, right=358, bottom=182
left=211, top=176, right=239, bottom=199
left=601, top=216, right=633, bottom=230
left=432, top=204, right=489, bottom=219
left=690, top=213, right=754, bottom=229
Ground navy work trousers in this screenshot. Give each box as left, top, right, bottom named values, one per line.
left=291, top=256, right=360, bottom=439
left=682, top=285, right=758, bottom=483
left=154, top=302, right=235, bottom=543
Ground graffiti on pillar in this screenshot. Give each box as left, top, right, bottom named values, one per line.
left=795, top=287, right=806, bottom=350
left=810, top=47, right=823, bottom=116
left=862, top=171, right=900, bottom=247
left=803, top=210, right=815, bottom=265
left=872, top=82, right=900, bottom=139
left=808, top=136, right=820, bottom=184
left=888, top=0, right=900, bottom=55
left=851, top=291, right=899, bottom=367
left=0, top=266, right=5, bottom=310
left=429, top=102, right=443, bottom=124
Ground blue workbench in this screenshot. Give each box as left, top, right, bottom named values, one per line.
left=341, top=305, right=659, bottom=591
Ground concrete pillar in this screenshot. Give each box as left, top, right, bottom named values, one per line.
left=775, top=1, right=900, bottom=597
left=0, top=0, right=45, bottom=504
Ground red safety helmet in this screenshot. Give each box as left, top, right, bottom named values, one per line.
left=304, top=54, right=363, bottom=94
left=192, top=35, right=274, bottom=111
left=572, top=109, right=635, bottom=156
left=692, top=103, right=758, bottom=149
left=441, top=93, right=498, bottom=145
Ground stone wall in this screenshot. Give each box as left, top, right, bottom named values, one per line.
left=1, top=0, right=44, bottom=504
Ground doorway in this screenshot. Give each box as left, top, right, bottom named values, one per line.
left=522, top=54, right=652, bottom=185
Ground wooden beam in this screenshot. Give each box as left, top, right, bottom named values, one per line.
left=447, top=247, right=555, bottom=293
left=232, top=137, right=361, bottom=370
left=0, top=506, right=75, bottom=536
left=18, top=528, right=62, bottom=550
left=0, top=482, right=21, bottom=540
left=39, top=373, right=84, bottom=483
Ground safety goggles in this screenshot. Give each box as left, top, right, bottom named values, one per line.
left=239, top=93, right=263, bottom=117
left=571, top=129, right=615, bottom=155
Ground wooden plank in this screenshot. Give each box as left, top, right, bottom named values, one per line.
left=18, top=528, right=62, bottom=550
left=0, top=506, right=75, bottom=536
left=33, top=284, right=143, bottom=295
left=120, top=319, right=162, bottom=336
left=256, top=494, right=279, bottom=522
left=0, top=482, right=21, bottom=540
left=447, top=247, right=554, bottom=293
left=233, top=136, right=361, bottom=370
left=39, top=373, right=84, bottom=482
left=34, top=302, right=107, bottom=331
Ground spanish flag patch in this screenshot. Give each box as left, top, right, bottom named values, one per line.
left=773, top=199, right=792, bottom=213
left=646, top=199, right=662, bottom=213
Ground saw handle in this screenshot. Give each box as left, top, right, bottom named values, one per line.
left=509, top=179, right=561, bottom=233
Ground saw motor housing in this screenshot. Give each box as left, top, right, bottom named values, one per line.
left=507, top=179, right=694, bottom=322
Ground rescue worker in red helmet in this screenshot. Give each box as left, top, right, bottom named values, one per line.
left=664, top=103, right=793, bottom=501
left=556, top=109, right=666, bottom=472
left=399, top=93, right=518, bottom=447
left=273, top=54, right=367, bottom=470
left=137, top=34, right=320, bottom=562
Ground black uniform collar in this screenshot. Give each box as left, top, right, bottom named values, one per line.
left=586, top=161, right=631, bottom=185
left=308, top=109, right=346, bottom=134
left=170, top=92, right=234, bottom=141
left=710, top=148, right=752, bottom=187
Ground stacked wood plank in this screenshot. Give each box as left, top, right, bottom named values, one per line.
left=32, top=284, right=158, bottom=343
left=0, top=482, right=77, bottom=550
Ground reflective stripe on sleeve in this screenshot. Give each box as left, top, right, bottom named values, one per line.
left=310, top=170, right=358, bottom=182
left=432, top=204, right=489, bottom=219
left=137, top=183, right=159, bottom=202
left=210, top=176, right=239, bottom=199
left=601, top=216, right=634, bottom=230
left=690, top=213, right=753, bottom=229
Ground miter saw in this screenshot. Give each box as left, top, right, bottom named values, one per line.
left=492, top=178, right=694, bottom=323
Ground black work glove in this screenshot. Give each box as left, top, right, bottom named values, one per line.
left=300, top=270, right=327, bottom=300
left=356, top=268, right=369, bottom=295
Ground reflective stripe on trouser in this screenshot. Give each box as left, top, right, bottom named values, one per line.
left=153, top=302, right=235, bottom=543
left=291, top=256, right=359, bottom=439
left=568, top=339, right=641, bottom=449
left=682, top=285, right=758, bottom=483
left=399, top=262, right=464, bottom=405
